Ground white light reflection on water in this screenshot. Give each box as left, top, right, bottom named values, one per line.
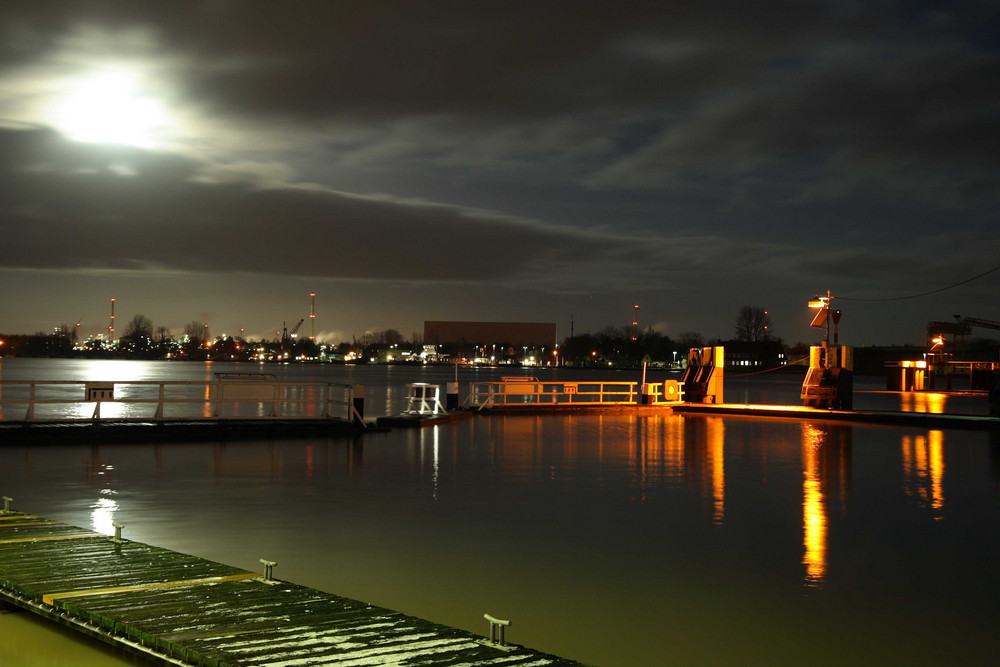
left=90, top=488, right=119, bottom=536
left=431, top=426, right=440, bottom=501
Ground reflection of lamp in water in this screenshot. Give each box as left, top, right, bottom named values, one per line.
left=709, top=419, right=725, bottom=525
left=801, top=424, right=828, bottom=587
left=901, top=431, right=945, bottom=516
left=90, top=489, right=119, bottom=536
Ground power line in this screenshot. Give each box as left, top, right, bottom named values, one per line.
left=838, top=263, right=1000, bottom=303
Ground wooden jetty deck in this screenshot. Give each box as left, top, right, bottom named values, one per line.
left=0, top=377, right=373, bottom=443
left=0, top=508, right=578, bottom=666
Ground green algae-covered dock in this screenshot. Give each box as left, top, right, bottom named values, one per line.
left=0, top=507, right=577, bottom=666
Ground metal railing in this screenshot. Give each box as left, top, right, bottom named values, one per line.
left=0, top=379, right=362, bottom=424
left=469, top=377, right=641, bottom=409
left=468, top=377, right=687, bottom=409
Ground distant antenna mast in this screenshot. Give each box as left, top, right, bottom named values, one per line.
left=309, top=292, right=316, bottom=340
left=632, top=304, right=639, bottom=341
left=108, top=298, right=116, bottom=340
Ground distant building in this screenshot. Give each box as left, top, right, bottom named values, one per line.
left=424, top=321, right=557, bottom=348
left=723, top=340, right=787, bottom=370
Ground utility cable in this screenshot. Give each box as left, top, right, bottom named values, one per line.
left=837, top=263, right=1000, bottom=302
left=728, top=356, right=810, bottom=377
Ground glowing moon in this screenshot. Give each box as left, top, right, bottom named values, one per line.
left=52, top=68, right=167, bottom=147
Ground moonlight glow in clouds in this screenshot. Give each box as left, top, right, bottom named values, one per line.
left=50, top=68, right=168, bottom=147
left=0, top=2, right=997, bottom=344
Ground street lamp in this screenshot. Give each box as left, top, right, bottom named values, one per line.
left=808, top=291, right=841, bottom=346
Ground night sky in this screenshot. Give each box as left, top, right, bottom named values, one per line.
left=2, top=1, right=998, bottom=347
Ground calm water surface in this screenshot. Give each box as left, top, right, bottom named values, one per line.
left=1, top=359, right=998, bottom=666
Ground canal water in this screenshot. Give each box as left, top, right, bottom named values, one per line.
left=1, top=359, right=998, bottom=666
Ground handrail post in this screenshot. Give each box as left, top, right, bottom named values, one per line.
left=155, top=383, right=165, bottom=419
left=26, top=383, right=36, bottom=420
left=352, top=385, right=365, bottom=425
left=484, top=613, right=512, bottom=646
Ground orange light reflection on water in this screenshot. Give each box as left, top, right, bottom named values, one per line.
left=902, top=430, right=945, bottom=517
left=900, top=391, right=947, bottom=413
left=708, top=418, right=725, bottom=525
left=801, top=423, right=828, bottom=587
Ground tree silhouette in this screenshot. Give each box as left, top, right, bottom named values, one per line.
left=734, top=306, right=771, bottom=342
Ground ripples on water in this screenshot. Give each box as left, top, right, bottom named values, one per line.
left=1, top=359, right=999, bottom=666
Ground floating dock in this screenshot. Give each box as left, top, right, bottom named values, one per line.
left=375, top=411, right=473, bottom=428
left=0, top=418, right=372, bottom=443
left=0, top=507, right=577, bottom=666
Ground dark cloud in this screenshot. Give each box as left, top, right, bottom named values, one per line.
left=1, top=1, right=998, bottom=343
left=0, top=127, right=674, bottom=287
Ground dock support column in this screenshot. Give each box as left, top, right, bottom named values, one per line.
left=352, top=385, right=365, bottom=425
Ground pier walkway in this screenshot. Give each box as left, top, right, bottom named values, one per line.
left=0, top=506, right=577, bottom=666
left=0, top=375, right=370, bottom=442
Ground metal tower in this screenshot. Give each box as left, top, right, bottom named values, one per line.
left=108, top=298, right=116, bottom=341
left=309, top=292, right=316, bottom=340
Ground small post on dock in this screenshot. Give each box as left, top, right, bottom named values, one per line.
left=352, top=385, right=365, bottom=426
left=484, top=613, right=512, bottom=646
left=260, top=558, right=277, bottom=581
left=111, top=522, right=125, bottom=543
left=1, top=496, right=13, bottom=515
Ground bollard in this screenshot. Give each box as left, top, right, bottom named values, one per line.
left=111, top=522, right=125, bottom=543
left=352, top=384, right=365, bottom=426
left=259, top=558, right=277, bottom=581
left=1, top=496, right=12, bottom=515
left=484, top=613, right=512, bottom=646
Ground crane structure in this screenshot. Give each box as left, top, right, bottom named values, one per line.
left=281, top=319, right=305, bottom=343
left=927, top=315, right=1000, bottom=340
left=962, top=316, right=1000, bottom=331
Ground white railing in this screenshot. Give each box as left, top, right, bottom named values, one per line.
left=470, top=377, right=640, bottom=409
left=0, top=379, right=361, bottom=423
left=469, top=377, right=687, bottom=409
